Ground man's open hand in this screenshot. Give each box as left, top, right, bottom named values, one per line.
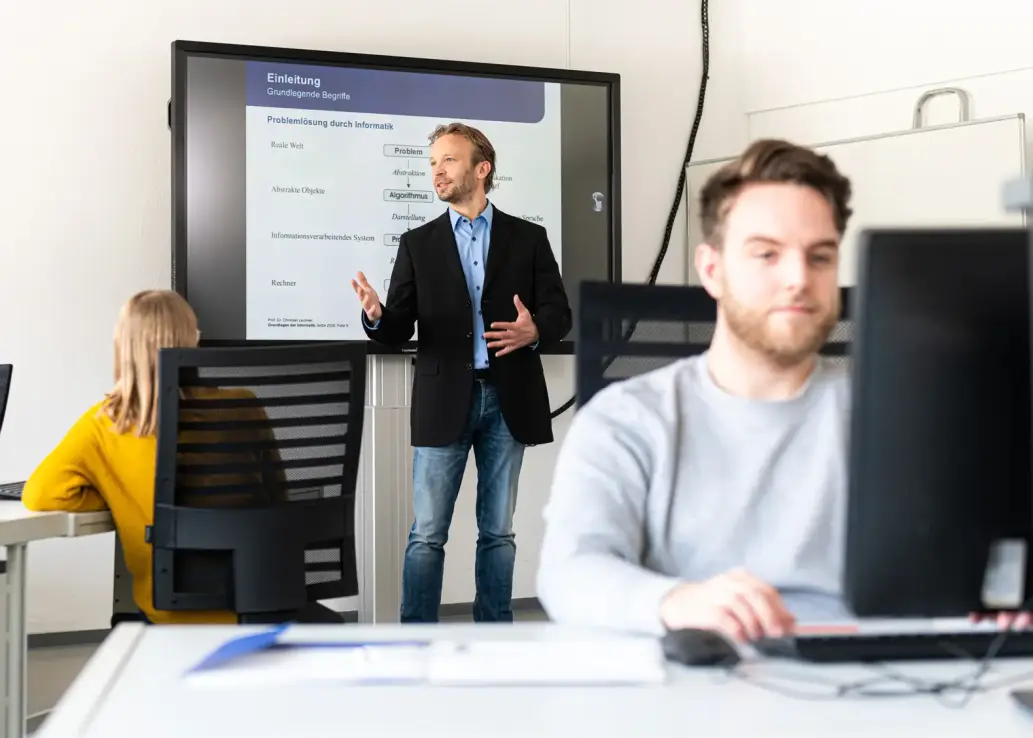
left=351, top=271, right=382, bottom=322
left=484, top=295, right=539, bottom=357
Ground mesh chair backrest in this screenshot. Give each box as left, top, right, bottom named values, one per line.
left=0, top=365, right=10, bottom=435
left=153, top=342, right=366, bottom=612
left=577, top=282, right=853, bottom=407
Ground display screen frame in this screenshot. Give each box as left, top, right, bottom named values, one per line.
left=170, top=40, right=622, bottom=355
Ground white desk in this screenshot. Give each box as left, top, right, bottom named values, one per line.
left=35, top=622, right=1033, bottom=738
left=0, top=502, right=114, bottom=738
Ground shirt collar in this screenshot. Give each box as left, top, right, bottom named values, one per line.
left=449, top=201, right=494, bottom=231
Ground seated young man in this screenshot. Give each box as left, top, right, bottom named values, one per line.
left=22, top=290, right=276, bottom=625
left=537, top=139, right=857, bottom=643
left=537, top=139, right=1030, bottom=642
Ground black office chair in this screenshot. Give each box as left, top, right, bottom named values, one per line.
left=576, top=282, right=853, bottom=406
left=149, top=342, right=366, bottom=624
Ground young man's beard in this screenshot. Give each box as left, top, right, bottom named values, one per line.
left=720, top=289, right=840, bottom=368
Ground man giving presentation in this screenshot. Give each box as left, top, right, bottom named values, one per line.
left=352, top=121, right=571, bottom=623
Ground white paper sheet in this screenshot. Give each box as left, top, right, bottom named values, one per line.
left=185, top=638, right=666, bottom=688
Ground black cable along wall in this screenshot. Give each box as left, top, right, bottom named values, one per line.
left=549, top=0, right=711, bottom=418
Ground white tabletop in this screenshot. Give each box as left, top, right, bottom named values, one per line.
left=0, top=501, right=113, bottom=546
left=36, top=622, right=1033, bottom=738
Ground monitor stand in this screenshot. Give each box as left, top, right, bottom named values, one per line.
left=1011, top=689, right=1033, bottom=714
left=1004, top=177, right=1033, bottom=215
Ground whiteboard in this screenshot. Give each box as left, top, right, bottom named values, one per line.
left=684, top=114, right=1027, bottom=285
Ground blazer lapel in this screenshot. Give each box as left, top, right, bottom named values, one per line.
left=484, top=209, right=512, bottom=295
left=430, top=212, right=468, bottom=294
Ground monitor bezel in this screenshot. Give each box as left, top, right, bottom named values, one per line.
left=170, top=40, right=622, bottom=355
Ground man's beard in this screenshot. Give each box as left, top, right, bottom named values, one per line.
left=437, top=170, right=477, bottom=203
left=721, top=288, right=839, bottom=368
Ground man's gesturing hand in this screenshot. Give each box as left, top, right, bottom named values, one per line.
left=659, top=568, right=796, bottom=643
left=484, top=295, right=539, bottom=357
left=351, top=271, right=382, bottom=323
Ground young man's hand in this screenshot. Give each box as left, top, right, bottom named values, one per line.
left=969, top=610, right=1033, bottom=629
left=659, top=567, right=796, bottom=643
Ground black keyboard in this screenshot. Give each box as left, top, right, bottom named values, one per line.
left=754, top=631, right=1033, bottom=662
left=0, top=481, right=24, bottom=500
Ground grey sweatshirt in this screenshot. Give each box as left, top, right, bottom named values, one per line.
left=536, top=353, right=852, bottom=635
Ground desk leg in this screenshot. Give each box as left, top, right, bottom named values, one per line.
left=0, top=558, right=7, bottom=737
left=5, top=544, right=25, bottom=738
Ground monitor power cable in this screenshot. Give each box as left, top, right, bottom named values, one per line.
left=548, top=0, right=710, bottom=419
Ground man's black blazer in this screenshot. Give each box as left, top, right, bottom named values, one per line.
left=363, top=207, right=571, bottom=447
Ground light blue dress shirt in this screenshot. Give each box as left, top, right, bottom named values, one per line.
left=363, top=203, right=495, bottom=368
left=449, top=203, right=493, bottom=370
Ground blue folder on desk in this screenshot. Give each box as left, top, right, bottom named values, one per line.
left=188, top=624, right=431, bottom=674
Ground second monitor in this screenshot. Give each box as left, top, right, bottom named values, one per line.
left=846, top=227, right=1033, bottom=617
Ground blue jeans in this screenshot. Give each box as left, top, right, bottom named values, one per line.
left=400, top=381, right=525, bottom=623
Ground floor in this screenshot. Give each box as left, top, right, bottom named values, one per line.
left=26, top=608, right=549, bottom=734
left=28, top=643, right=100, bottom=726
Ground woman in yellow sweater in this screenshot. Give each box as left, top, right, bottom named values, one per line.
left=22, top=290, right=238, bottom=625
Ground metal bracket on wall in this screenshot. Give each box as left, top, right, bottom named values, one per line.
left=912, top=87, right=971, bottom=129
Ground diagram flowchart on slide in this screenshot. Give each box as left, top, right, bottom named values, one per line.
left=382, top=144, right=434, bottom=248
left=241, top=61, right=562, bottom=341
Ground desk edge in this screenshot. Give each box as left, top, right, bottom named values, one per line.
left=33, top=624, right=145, bottom=737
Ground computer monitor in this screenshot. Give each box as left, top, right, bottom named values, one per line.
left=845, top=228, right=1033, bottom=618
left=0, top=364, right=11, bottom=434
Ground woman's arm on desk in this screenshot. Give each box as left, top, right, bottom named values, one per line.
left=22, top=409, right=108, bottom=512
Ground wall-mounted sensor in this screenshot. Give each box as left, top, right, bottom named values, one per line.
left=591, top=192, right=604, bottom=212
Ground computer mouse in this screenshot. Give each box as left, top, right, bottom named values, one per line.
left=660, top=628, right=741, bottom=667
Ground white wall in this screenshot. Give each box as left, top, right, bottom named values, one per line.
left=701, top=0, right=1033, bottom=158
left=678, top=0, right=1033, bottom=293
left=737, top=1, right=1033, bottom=117
left=0, top=0, right=715, bottom=632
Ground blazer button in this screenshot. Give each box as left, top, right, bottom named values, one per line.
left=466, top=331, right=473, bottom=339
left=465, top=363, right=473, bottom=370
left=465, top=300, right=472, bottom=307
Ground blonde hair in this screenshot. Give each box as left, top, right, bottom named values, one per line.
left=102, top=290, right=199, bottom=436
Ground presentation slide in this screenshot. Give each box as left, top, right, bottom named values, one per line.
left=243, top=61, right=562, bottom=341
